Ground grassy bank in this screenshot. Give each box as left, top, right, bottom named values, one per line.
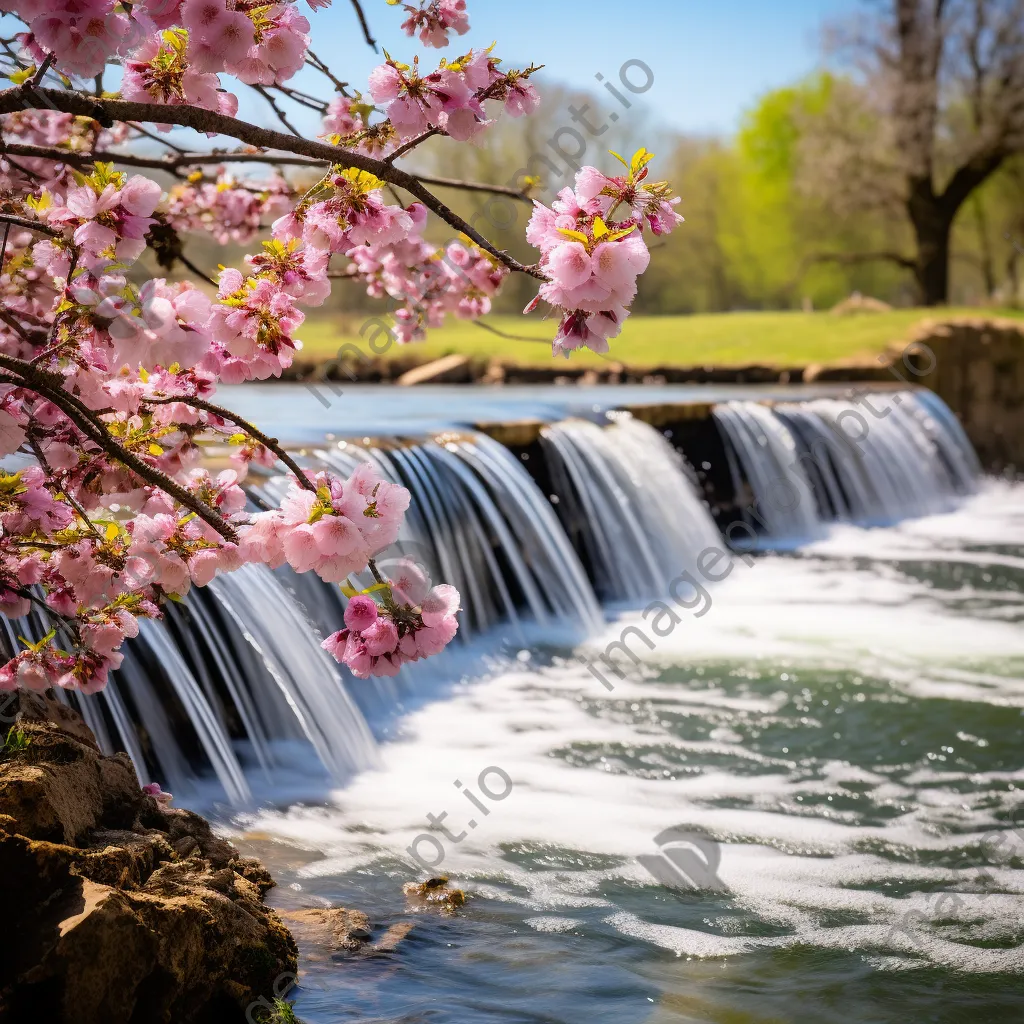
left=297, top=308, right=1024, bottom=371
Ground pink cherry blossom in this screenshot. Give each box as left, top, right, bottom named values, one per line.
left=396, top=0, right=469, bottom=49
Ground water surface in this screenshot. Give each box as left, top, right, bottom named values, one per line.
left=233, top=483, right=1024, bottom=1023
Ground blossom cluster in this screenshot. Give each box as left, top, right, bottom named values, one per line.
left=525, top=150, right=684, bottom=356
left=0, top=154, right=415, bottom=689
left=319, top=93, right=398, bottom=158
left=272, top=167, right=414, bottom=254
left=0, top=111, right=130, bottom=194
left=37, top=162, right=163, bottom=275
left=321, top=559, right=460, bottom=677
left=368, top=49, right=540, bottom=142
left=393, top=0, right=470, bottom=49
left=165, top=169, right=293, bottom=245
left=8, top=0, right=316, bottom=86
left=346, top=204, right=507, bottom=342
left=121, top=29, right=239, bottom=120
left=241, top=465, right=409, bottom=582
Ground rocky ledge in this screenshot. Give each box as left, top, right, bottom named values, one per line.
left=0, top=691, right=297, bottom=1024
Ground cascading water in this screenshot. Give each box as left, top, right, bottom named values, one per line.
left=540, top=415, right=722, bottom=601
left=2, top=388, right=984, bottom=809
left=712, top=399, right=824, bottom=544
left=26, top=423, right=609, bottom=802
left=714, top=388, right=980, bottom=543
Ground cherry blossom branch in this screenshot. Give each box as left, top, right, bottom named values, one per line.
left=383, top=68, right=543, bottom=166
left=145, top=394, right=317, bottom=492
left=0, top=144, right=536, bottom=202
left=395, top=178, right=545, bottom=280
left=0, top=212, right=59, bottom=235
left=8, top=584, right=82, bottom=640
left=0, top=88, right=546, bottom=279
left=0, top=359, right=239, bottom=542
left=385, top=128, right=441, bottom=164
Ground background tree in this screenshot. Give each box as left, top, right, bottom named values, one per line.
left=798, top=0, right=1024, bottom=305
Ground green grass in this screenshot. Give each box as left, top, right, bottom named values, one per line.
left=297, top=308, right=1024, bottom=371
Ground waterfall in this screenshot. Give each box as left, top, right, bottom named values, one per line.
left=713, top=389, right=979, bottom=543
left=540, top=415, right=722, bottom=601
left=2, top=388, right=982, bottom=805
left=712, top=400, right=824, bottom=544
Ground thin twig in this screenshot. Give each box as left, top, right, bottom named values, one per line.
left=29, top=53, right=54, bottom=88
left=253, top=84, right=304, bottom=138
left=146, top=394, right=317, bottom=492
left=129, top=122, right=188, bottom=154
left=273, top=83, right=328, bottom=114
left=385, top=128, right=441, bottom=164
left=408, top=172, right=534, bottom=203
left=472, top=319, right=550, bottom=343
left=9, top=585, right=81, bottom=639
left=348, top=0, right=378, bottom=50
left=0, top=309, right=36, bottom=343
left=306, top=50, right=350, bottom=95
left=177, top=252, right=218, bottom=287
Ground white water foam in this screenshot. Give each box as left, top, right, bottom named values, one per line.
left=236, top=483, right=1024, bottom=974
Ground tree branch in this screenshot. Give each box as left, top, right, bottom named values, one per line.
left=145, top=394, right=316, bottom=492
left=801, top=249, right=918, bottom=272
left=385, top=128, right=442, bottom=164
left=411, top=172, right=535, bottom=202
left=940, top=145, right=1008, bottom=216
left=175, top=252, right=217, bottom=287
left=253, top=84, right=304, bottom=137
left=306, top=50, right=350, bottom=95
left=0, top=358, right=239, bottom=542
left=0, top=213, right=59, bottom=236
left=348, top=0, right=377, bottom=50
left=0, top=308, right=41, bottom=343
left=0, top=87, right=546, bottom=280
left=0, top=143, right=537, bottom=203
left=472, top=319, right=549, bottom=343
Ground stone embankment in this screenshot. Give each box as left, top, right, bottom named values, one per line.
left=0, top=692, right=296, bottom=1024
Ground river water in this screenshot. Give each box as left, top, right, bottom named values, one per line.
left=220, top=408, right=1024, bottom=1024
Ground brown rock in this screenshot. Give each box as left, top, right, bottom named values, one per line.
left=403, top=876, right=467, bottom=910
left=372, top=921, right=416, bottom=954
left=279, top=906, right=373, bottom=952
left=0, top=699, right=297, bottom=1024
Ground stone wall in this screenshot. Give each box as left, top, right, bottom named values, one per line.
left=807, top=316, right=1024, bottom=473
left=903, top=317, right=1024, bottom=473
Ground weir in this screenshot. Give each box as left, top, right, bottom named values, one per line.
left=1, top=385, right=982, bottom=803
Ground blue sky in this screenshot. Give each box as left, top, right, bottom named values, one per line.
left=298, top=0, right=860, bottom=135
